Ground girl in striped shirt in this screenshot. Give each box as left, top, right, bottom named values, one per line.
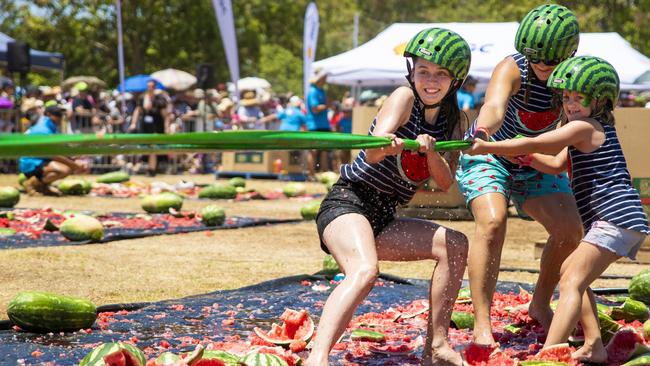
left=306, top=28, right=471, bottom=366
left=467, top=56, right=649, bottom=364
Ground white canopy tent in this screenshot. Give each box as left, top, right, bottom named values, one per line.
left=313, top=22, right=650, bottom=90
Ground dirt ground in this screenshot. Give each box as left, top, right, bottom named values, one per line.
left=0, top=173, right=645, bottom=320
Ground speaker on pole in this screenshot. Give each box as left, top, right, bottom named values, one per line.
left=196, top=63, right=214, bottom=89
left=7, top=42, right=31, bottom=74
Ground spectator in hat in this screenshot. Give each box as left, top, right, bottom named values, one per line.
left=19, top=103, right=86, bottom=196
left=457, top=75, right=478, bottom=111
left=306, top=68, right=332, bottom=176
left=236, top=90, right=265, bottom=130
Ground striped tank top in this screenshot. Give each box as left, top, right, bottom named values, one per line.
left=568, top=121, right=650, bottom=234
left=493, top=53, right=562, bottom=171
left=340, top=98, right=448, bottom=204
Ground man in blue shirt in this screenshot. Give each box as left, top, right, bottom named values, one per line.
left=306, top=69, right=331, bottom=177
left=20, top=104, right=84, bottom=196
left=277, top=96, right=307, bottom=131
left=457, top=75, right=477, bottom=111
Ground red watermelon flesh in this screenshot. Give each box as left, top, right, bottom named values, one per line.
left=399, top=151, right=430, bottom=183
left=193, top=360, right=225, bottom=366
left=606, top=328, right=647, bottom=365
left=280, top=309, right=308, bottom=339
left=463, top=343, right=498, bottom=365
left=103, top=350, right=140, bottom=366
left=253, top=309, right=314, bottom=346
left=527, top=343, right=578, bottom=365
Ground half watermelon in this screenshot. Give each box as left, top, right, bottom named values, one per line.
left=253, top=309, right=314, bottom=348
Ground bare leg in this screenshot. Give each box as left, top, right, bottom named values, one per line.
left=544, top=242, right=617, bottom=364
left=148, top=154, right=157, bottom=175
left=376, top=219, right=468, bottom=365
left=468, top=193, right=509, bottom=345
left=41, top=161, right=72, bottom=185
left=522, top=193, right=583, bottom=332
left=572, top=289, right=607, bottom=363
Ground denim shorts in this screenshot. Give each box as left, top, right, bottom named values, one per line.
left=456, top=153, right=571, bottom=216
left=583, top=220, right=647, bottom=260
left=315, top=178, right=398, bottom=254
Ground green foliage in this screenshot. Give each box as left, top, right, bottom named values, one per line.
left=0, top=1, right=647, bottom=90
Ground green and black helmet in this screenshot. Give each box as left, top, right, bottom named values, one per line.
left=404, top=27, right=471, bottom=81
left=515, top=4, right=580, bottom=65
left=548, top=56, right=620, bottom=107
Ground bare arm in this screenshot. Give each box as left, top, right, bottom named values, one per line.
left=365, top=87, right=413, bottom=164
left=529, top=149, right=569, bottom=175
left=468, top=120, right=596, bottom=156
left=475, top=57, right=521, bottom=135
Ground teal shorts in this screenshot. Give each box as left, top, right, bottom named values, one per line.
left=455, top=153, right=572, bottom=216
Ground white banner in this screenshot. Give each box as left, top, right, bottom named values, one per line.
left=211, top=0, right=240, bottom=102
left=303, top=2, right=320, bottom=97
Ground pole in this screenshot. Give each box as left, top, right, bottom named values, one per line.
left=115, top=0, right=127, bottom=117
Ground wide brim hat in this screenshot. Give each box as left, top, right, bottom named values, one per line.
left=240, top=90, right=258, bottom=107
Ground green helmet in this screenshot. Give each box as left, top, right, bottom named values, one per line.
left=547, top=56, right=620, bottom=107
left=515, top=4, right=580, bottom=64
left=404, top=27, right=471, bottom=81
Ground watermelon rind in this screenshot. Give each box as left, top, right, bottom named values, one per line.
left=199, top=184, right=237, bottom=199
left=300, top=200, right=321, bottom=221
left=599, top=311, right=622, bottom=345
left=630, top=268, right=650, bottom=305
left=322, top=254, right=340, bottom=276
left=60, top=214, right=104, bottom=242
left=253, top=309, right=315, bottom=347
left=0, top=227, right=15, bottom=236
left=241, top=352, right=288, bottom=366
left=141, top=192, right=183, bottom=213
left=450, top=311, right=474, bottom=329
left=643, top=319, right=650, bottom=341
left=623, top=354, right=650, bottom=366
left=456, top=287, right=472, bottom=304
left=155, top=352, right=182, bottom=365
left=8, top=291, right=97, bottom=333
left=611, top=298, right=649, bottom=323
left=519, top=361, right=569, bottom=365
left=58, top=178, right=91, bottom=195
left=0, top=186, right=19, bottom=207
left=228, top=177, right=246, bottom=188
left=80, top=342, right=146, bottom=366
left=350, top=329, right=385, bottom=342
left=96, top=171, right=130, bottom=184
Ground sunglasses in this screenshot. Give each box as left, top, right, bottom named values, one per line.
left=528, top=58, right=561, bottom=66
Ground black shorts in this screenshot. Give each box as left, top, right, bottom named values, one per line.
left=316, top=178, right=399, bottom=254
left=23, top=163, right=47, bottom=180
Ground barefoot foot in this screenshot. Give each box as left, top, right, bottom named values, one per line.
left=572, top=342, right=607, bottom=364
left=422, top=344, right=463, bottom=366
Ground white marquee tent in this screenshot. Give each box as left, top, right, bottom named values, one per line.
left=313, top=22, right=650, bottom=90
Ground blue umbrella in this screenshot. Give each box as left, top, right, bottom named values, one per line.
left=116, top=74, right=164, bottom=93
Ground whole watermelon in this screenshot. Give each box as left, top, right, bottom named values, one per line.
left=228, top=177, right=246, bottom=188
left=300, top=200, right=321, bottom=220
left=80, top=342, right=146, bottom=366
left=322, top=254, right=340, bottom=276
left=198, top=184, right=237, bottom=199
left=201, top=350, right=241, bottom=365
left=58, top=178, right=91, bottom=195
left=201, top=205, right=226, bottom=226
left=141, top=192, right=183, bottom=213
left=630, top=268, right=650, bottom=305
left=282, top=182, right=306, bottom=197
left=7, top=291, right=97, bottom=333
left=60, top=214, right=104, bottom=242
left=96, top=171, right=130, bottom=184
left=17, top=173, right=27, bottom=186
left=0, top=186, right=20, bottom=207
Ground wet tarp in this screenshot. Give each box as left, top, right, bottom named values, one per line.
left=0, top=274, right=627, bottom=365
left=0, top=210, right=301, bottom=250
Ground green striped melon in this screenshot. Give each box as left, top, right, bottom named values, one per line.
left=199, top=184, right=237, bottom=199
left=18, top=173, right=27, bottom=186
left=241, top=352, right=288, bottom=366
left=7, top=291, right=97, bottom=333
left=450, top=311, right=474, bottom=329
left=58, top=178, right=91, bottom=195
left=0, top=186, right=19, bottom=207
left=228, top=177, right=246, bottom=188
left=141, top=192, right=183, bottom=213
left=201, top=350, right=242, bottom=365
left=96, top=171, right=130, bottom=184
left=80, top=342, right=146, bottom=366
left=60, top=214, right=104, bottom=242
left=351, top=329, right=385, bottom=342
left=630, top=268, right=650, bottom=305
left=201, top=205, right=226, bottom=226
left=282, top=183, right=306, bottom=197
left=611, top=298, right=649, bottom=323
left=300, top=200, right=321, bottom=220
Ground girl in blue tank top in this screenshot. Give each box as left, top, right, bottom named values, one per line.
left=306, top=28, right=472, bottom=366
left=467, top=56, right=648, bottom=364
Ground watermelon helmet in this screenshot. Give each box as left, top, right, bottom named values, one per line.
left=548, top=56, right=620, bottom=107
left=404, top=27, right=471, bottom=108
left=515, top=4, right=580, bottom=65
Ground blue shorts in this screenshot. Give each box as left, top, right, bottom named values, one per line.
left=584, top=220, right=647, bottom=260
left=455, top=153, right=572, bottom=216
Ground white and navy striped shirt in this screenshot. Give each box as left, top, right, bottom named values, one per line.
left=569, top=121, right=649, bottom=234
left=341, top=98, right=448, bottom=204
left=494, top=53, right=562, bottom=171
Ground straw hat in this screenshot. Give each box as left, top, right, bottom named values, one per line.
left=20, top=97, right=43, bottom=113
left=309, top=68, right=329, bottom=84
left=240, top=90, right=258, bottom=107
left=218, top=98, right=235, bottom=113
